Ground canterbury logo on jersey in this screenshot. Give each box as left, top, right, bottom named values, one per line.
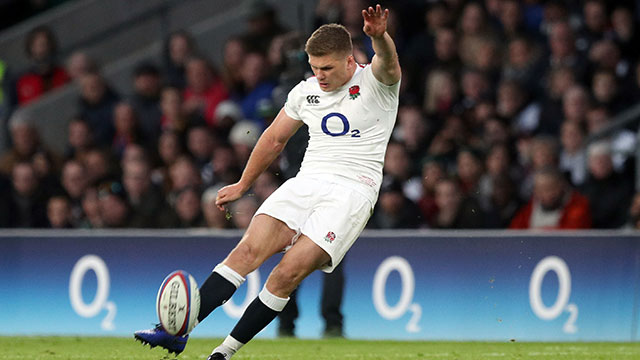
left=306, top=95, right=320, bottom=105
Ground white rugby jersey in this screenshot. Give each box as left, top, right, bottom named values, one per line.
left=284, top=64, right=400, bottom=203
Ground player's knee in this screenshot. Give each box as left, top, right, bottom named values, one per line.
left=269, top=263, right=305, bottom=293
left=230, top=242, right=259, bottom=269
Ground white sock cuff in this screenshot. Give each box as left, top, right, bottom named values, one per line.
left=213, top=264, right=245, bottom=288
left=223, top=335, right=244, bottom=351
left=258, top=286, right=289, bottom=312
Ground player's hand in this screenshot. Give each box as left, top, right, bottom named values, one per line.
left=215, top=183, right=246, bottom=211
left=362, top=4, right=389, bottom=39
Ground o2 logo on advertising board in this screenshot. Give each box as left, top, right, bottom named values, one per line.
left=372, top=256, right=421, bottom=333
left=69, top=255, right=117, bottom=330
left=529, top=255, right=578, bottom=334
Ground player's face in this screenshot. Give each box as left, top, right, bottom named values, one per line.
left=308, top=52, right=355, bottom=92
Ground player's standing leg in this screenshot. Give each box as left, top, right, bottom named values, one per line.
left=207, top=235, right=330, bottom=359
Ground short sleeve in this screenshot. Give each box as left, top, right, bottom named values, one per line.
left=283, top=81, right=305, bottom=121
left=361, top=65, right=400, bottom=111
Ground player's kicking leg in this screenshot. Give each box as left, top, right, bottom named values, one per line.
left=208, top=235, right=331, bottom=359
left=134, top=215, right=296, bottom=354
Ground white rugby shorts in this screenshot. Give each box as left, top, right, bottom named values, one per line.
left=255, top=175, right=373, bottom=272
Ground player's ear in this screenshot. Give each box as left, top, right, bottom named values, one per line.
left=347, top=54, right=355, bottom=66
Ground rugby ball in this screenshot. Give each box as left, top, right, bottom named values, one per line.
left=156, top=270, right=201, bottom=336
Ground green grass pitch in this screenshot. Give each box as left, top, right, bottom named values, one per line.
left=2, top=337, right=640, bottom=359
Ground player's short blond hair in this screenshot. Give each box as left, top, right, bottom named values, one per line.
left=305, top=23, right=352, bottom=57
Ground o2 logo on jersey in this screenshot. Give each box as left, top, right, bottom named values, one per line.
left=321, top=112, right=360, bottom=138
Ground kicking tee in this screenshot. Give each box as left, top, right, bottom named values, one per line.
left=283, top=64, right=400, bottom=204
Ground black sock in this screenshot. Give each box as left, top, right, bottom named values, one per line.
left=229, top=297, right=280, bottom=343
left=197, top=272, right=237, bottom=322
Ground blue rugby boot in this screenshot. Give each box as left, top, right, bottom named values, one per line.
left=134, top=324, right=189, bottom=355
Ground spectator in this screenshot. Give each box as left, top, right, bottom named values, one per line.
left=561, top=85, right=589, bottom=125
left=16, top=26, right=70, bottom=105
left=484, top=174, right=521, bottom=228
left=65, top=50, right=97, bottom=82
left=122, top=158, right=169, bottom=228
left=588, top=39, right=628, bottom=80
left=544, top=21, right=587, bottom=83
left=559, top=120, right=587, bottom=187
left=538, top=66, right=576, bottom=134
left=403, top=1, right=451, bottom=96
left=576, top=0, right=609, bottom=53
left=417, top=158, right=446, bottom=225
left=457, top=68, right=491, bottom=113
left=383, top=141, right=421, bottom=201
left=111, top=102, right=143, bottom=159
left=120, top=143, right=148, bottom=170
left=234, top=51, right=277, bottom=127
left=60, top=159, right=87, bottom=225
left=183, top=56, right=229, bottom=130
left=431, top=176, right=486, bottom=229
left=0, top=111, right=41, bottom=175
left=78, top=186, right=102, bottom=228
left=468, top=36, right=501, bottom=82
left=368, top=176, right=422, bottom=229
left=497, top=0, right=526, bottom=40
left=97, top=180, right=131, bottom=228
left=496, top=79, right=540, bottom=136
left=610, top=6, right=639, bottom=61
left=77, top=70, right=119, bottom=147
left=580, top=141, right=634, bottom=229
left=152, top=130, right=185, bottom=190
left=31, top=149, right=60, bottom=197
left=166, top=186, right=205, bottom=228
left=456, top=147, right=484, bottom=196
left=186, top=125, right=215, bottom=172
left=168, top=155, right=202, bottom=196
left=510, top=166, right=591, bottom=229
left=481, top=117, right=510, bottom=149
left=393, top=105, right=430, bottom=169
left=242, top=0, right=288, bottom=53
left=129, top=62, right=163, bottom=148
left=590, top=69, right=627, bottom=114
left=82, top=147, right=113, bottom=186
left=163, top=30, right=197, bottom=89
left=160, top=86, right=196, bottom=138
left=4, top=161, right=49, bottom=227
left=518, top=135, right=560, bottom=199
left=202, top=142, right=242, bottom=187
left=221, top=36, right=248, bottom=95
left=502, top=35, right=544, bottom=95
left=64, top=116, right=94, bottom=161
left=47, top=195, right=73, bottom=228
left=423, top=69, right=458, bottom=119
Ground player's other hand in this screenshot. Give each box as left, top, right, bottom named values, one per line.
left=362, top=4, right=389, bottom=39
left=215, top=183, right=245, bottom=211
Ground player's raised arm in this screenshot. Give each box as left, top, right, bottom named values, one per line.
left=215, top=108, right=302, bottom=210
left=362, top=4, right=401, bottom=86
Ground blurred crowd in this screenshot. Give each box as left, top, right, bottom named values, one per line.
left=1, top=0, right=640, bottom=231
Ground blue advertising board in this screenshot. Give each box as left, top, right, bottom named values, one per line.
left=0, top=230, right=638, bottom=341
